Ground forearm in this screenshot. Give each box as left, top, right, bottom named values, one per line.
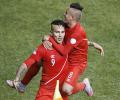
left=88, top=41, right=101, bottom=49
left=50, top=37, right=66, bottom=55
left=49, top=37, right=72, bottom=56
left=15, top=63, right=28, bottom=81
left=88, top=41, right=102, bottom=50
left=88, top=41, right=104, bottom=56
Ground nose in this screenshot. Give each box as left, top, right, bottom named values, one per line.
left=64, top=13, right=66, bottom=17
left=59, top=33, right=62, bottom=37
left=64, top=13, right=65, bottom=16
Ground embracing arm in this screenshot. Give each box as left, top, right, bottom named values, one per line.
left=43, top=35, right=73, bottom=56
left=49, top=37, right=73, bottom=56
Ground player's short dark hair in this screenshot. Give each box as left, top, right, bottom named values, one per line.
left=51, top=19, right=66, bottom=30
left=70, top=3, right=83, bottom=11
left=51, top=19, right=65, bottom=27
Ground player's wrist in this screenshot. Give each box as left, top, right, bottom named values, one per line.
left=43, top=35, right=50, bottom=41
left=89, top=41, right=94, bottom=46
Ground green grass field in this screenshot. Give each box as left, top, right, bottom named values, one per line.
left=0, top=0, right=120, bottom=100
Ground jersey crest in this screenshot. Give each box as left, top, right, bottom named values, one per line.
left=70, top=38, right=76, bottom=44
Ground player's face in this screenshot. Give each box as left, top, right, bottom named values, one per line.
left=52, top=25, right=65, bottom=44
left=64, top=8, right=72, bottom=24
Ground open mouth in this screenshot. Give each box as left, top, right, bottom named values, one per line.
left=58, top=38, right=62, bottom=40
left=58, top=38, right=63, bottom=42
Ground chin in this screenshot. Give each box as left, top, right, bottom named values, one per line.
left=57, top=41, right=62, bottom=44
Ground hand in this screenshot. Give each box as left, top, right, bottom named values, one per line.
left=43, top=41, right=53, bottom=50
left=94, top=42, right=104, bottom=56
left=43, top=35, right=50, bottom=41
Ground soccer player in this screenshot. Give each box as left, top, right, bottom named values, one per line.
left=43, top=3, right=102, bottom=96
left=7, top=19, right=69, bottom=100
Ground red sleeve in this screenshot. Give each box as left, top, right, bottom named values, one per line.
left=49, top=34, right=82, bottom=56
left=24, top=45, right=45, bottom=68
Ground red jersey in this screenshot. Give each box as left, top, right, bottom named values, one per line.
left=49, top=23, right=88, bottom=67
left=24, top=37, right=68, bottom=90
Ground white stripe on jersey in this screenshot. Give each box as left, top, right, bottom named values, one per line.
left=44, top=55, right=68, bottom=85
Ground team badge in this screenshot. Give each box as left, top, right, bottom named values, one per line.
left=70, top=38, right=76, bottom=44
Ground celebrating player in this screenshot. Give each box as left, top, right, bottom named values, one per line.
left=43, top=3, right=104, bottom=96
left=7, top=19, right=70, bottom=100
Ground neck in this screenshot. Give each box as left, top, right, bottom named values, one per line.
left=68, top=20, right=77, bottom=28
left=52, top=37, right=63, bottom=44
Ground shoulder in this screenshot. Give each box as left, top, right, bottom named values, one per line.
left=70, top=25, right=87, bottom=45
left=73, top=25, right=86, bottom=39
left=33, top=44, right=47, bottom=55
left=76, top=24, right=86, bottom=34
left=37, top=44, right=46, bottom=50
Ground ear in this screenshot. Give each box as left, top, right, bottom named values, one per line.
left=50, top=31, right=53, bottom=36
left=68, top=14, right=73, bottom=21
left=71, top=15, right=74, bottom=20
left=50, top=30, right=52, bottom=33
